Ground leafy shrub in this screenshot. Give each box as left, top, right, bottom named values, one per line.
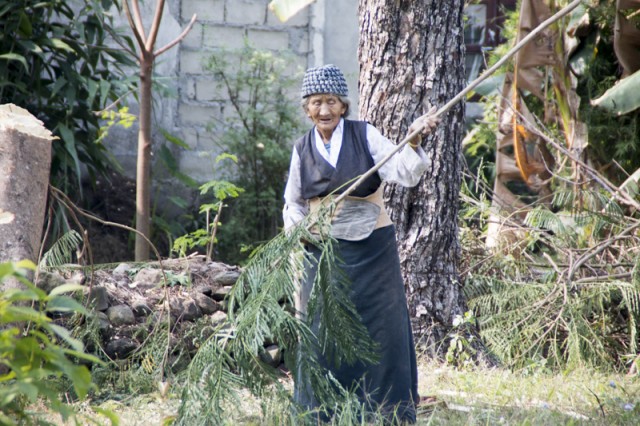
left=202, top=44, right=304, bottom=264
left=0, top=260, right=104, bottom=425
left=0, top=0, right=135, bottom=192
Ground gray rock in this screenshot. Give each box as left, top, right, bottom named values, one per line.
left=260, top=345, right=282, bottom=367
left=131, top=299, right=152, bottom=317
left=210, top=311, right=228, bottom=326
left=88, top=286, right=109, bottom=311
left=212, top=286, right=233, bottom=301
left=106, top=305, right=136, bottom=326
left=112, top=263, right=132, bottom=277
left=212, top=270, right=241, bottom=286
left=68, top=270, right=86, bottom=285
left=180, top=298, right=202, bottom=322
left=105, top=337, right=139, bottom=359
left=36, top=271, right=65, bottom=294
left=192, top=292, right=219, bottom=315
left=94, top=311, right=110, bottom=333
left=132, top=268, right=164, bottom=290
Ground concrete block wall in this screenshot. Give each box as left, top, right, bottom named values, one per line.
left=175, top=0, right=320, bottom=180
left=99, top=0, right=361, bottom=211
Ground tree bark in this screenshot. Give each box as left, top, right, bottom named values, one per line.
left=0, top=104, right=53, bottom=288
left=135, top=58, right=153, bottom=261
left=358, top=0, right=467, bottom=355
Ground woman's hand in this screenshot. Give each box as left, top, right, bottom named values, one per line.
left=408, top=105, right=440, bottom=136
left=407, top=106, right=440, bottom=150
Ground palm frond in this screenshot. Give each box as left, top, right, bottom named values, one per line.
left=40, top=230, right=83, bottom=267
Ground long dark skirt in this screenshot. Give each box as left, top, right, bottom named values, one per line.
left=294, top=225, right=418, bottom=423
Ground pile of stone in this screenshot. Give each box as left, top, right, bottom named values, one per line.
left=36, top=255, right=283, bottom=370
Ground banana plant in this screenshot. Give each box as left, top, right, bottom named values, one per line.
left=485, top=0, right=640, bottom=250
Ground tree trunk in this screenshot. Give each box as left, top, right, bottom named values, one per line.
left=135, top=59, right=153, bottom=261
left=358, top=0, right=467, bottom=355
left=0, top=104, right=53, bottom=288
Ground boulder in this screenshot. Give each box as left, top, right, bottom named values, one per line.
left=106, top=305, right=136, bottom=326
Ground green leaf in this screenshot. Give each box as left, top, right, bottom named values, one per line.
left=0, top=53, right=28, bottom=73
left=49, top=324, right=84, bottom=352
left=99, top=79, right=111, bottom=108
left=15, top=381, right=39, bottom=402
left=58, top=123, right=83, bottom=189
left=15, top=259, right=36, bottom=271
left=591, top=69, right=640, bottom=115
left=45, top=296, right=87, bottom=315
left=215, top=153, right=238, bottom=164
left=157, top=144, right=199, bottom=188
left=619, top=166, right=640, bottom=198
left=48, top=283, right=84, bottom=297
left=92, top=406, right=121, bottom=426
left=50, top=38, right=74, bottom=53
left=0, top=262, right=14, bottom=280
left=62, top=348, right=104, bottom=366
left=160, top=128, right=190, bottom=149
left=5, top=306, right=49, bottom=323
left=50, top=77, right=68, bottom=99
left=268, top=0, right=316, bottom=22
left=470, top=73, right=505, bottom=97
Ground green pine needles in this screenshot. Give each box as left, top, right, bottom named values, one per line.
left=176, top=206, right=379, bottom=424
left=464, top=187, right=640, bottom=372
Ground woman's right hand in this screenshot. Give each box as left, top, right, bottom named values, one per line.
left=408, top=106, right=440, bottom=136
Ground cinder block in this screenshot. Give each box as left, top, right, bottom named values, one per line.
left=247, top=29, right=289, bottom=50
left=178, top=103, right=219, bottom=126
left=227, top=0, right=266, bottom=25
left=182, top=0, right=224, bottom=22
left=182, top=77, right=197, bottom=101
left=203, top=25, right=247, bottom=49
left=290, top=28, right=310, bottom=55
left=180, top=128, right=199, bottom=149
left=179, top=150, right=219, bottom=180
left=180, top=50, right=207, bottom=74
left=195, top=77, right=226, bottom=102
left=181, top=22, right=203, bottom=49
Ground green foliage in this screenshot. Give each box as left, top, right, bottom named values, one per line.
left=0, top=0, right=136, bottom=192
left=446, top=311, right=478, bottom=369
left=203, top=43, right=304, bottom=264
left=39, top=230, right=83, bottom=268
left=463, top=188, right=640, bottom=371
left=172, top=154, right=245, bottom=258
left=574, top=19, right=640, bottom=181
left=176, top=209, right=379, bottom=424
left=0, top=260, right=105, bottom=425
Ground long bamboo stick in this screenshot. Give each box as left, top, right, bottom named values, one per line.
left=333, top=0, right=583, bottom=205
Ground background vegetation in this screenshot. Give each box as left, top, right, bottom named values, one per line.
left=3, top=0, right=640, bottom=424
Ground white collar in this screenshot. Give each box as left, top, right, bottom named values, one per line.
left=313, top=118, right=344, bottom=167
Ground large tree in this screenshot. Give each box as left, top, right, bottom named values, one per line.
left=358, top=0, right=467, bottom=354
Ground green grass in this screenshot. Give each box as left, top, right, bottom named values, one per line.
left=79, top=360, right=640, bottom=425
left=417, top=361, right=640, bottom=425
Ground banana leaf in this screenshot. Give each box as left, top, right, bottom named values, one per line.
left=591, top=68, right=640, bottom=115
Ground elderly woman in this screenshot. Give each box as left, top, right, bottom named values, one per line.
left=284, top=64, right=438, bottom=423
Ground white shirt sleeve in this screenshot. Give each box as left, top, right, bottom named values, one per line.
left=282, top=122, right=430, bottom=228
left=366, top=123, right=429, bottom=187
left=283, top=146, right=309, bottom=229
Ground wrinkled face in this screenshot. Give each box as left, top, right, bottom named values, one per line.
left=305, top=94, right=347, bottom=137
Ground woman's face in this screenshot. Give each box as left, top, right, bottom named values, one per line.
left=305, top=94, right=347, bottom=137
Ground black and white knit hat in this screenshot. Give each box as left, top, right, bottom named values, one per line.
left=301, top=64, right=348, bottom=98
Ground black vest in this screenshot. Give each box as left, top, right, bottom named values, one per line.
left=294, top=120, right=382, bottom=199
